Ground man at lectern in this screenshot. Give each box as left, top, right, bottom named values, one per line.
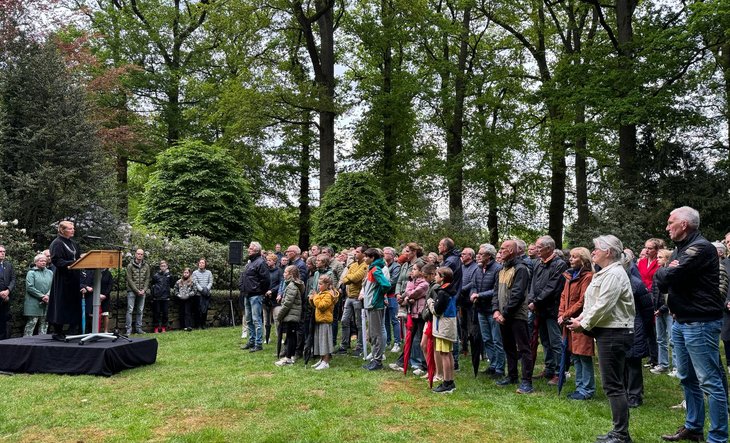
left=47, top=220, right=82, bottom=341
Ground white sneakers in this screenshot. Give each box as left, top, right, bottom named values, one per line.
left=314, top=361, right=330, bottom=370
left=389, top=363, right=403, bottom=371
left=391, top=344, right=401, bottom=353
left=311, top=359, right=322, bottom=368
left=275, top=357, right=293, bottom=367
left=413, top=368, right=425, bottom=377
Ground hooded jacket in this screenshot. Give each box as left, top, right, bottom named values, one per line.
left=362, top=257, right=390, bottom=310
left=277, top=279, right=305, bottom=323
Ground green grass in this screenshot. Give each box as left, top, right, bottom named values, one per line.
left=0, top=328, right=690, bottom=442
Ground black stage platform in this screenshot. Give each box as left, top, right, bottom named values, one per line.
left=0, top=335, right=158, bottom=376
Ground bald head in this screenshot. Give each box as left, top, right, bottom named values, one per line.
left=499, top=240, right=517, bottom=262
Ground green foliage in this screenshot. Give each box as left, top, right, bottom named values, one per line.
left=251, top=206, right=299, bottom=250
left=0, top=37, right=118, bottom=245
left=313, top=172, right=394, bottom=250
left=0, top=219, right=37, bottom=325
left=139, top=140, right=255, bottom=244
left=396, top=218, right=487, bottom=253
left=126, top=229, right=238, bottom=290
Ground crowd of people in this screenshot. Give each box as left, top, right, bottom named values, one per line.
left=234, top=207, right=730, bottom=443
left=2, top=206, right=729, bottom=443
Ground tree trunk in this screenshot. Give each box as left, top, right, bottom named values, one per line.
left=317, top=0, right=336, bottom=199
left=575, top=103, right=589, bottom=229
left=616, top=0, right=638, bottom=186
left=445, top=7, right=471, bottom=224
left=547, top=118, right=566, bottom=249
left=298, top=113, right=312, bottom=250
left=380, top=0, right=396, bottom=193
left=116, top=154, right=129, bottom=218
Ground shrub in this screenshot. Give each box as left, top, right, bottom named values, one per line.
left=139, top=140, right=255, bottom=244
left=313, top=172, right=394, bottom=250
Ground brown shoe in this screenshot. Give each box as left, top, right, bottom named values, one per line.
left=661, top=426, right=703, bottom=442
left=547, top=375, right=560, bottom=386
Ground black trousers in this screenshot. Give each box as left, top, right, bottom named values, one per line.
left=594, top=327, right=633, bottom=437
left=501, top=318, right=533, bottom=383
left=152, top=299, right=169, bottom=328
left=283, top=321, right=298, bottom=358
left=178, top=298, right=192, bottom=329
left=624, top=356, right=644, bottom=402
left=0, top=301, right=8, bottom=340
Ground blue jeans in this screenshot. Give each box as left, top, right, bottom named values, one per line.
left=656, top=312, right=673, bottom=369
left=385, top=296, right=401, bottom=345
left=478, top=312, right=505, bottom=373
left=244, top=295, right=263, bottom=347
left=538, top=315, right=562, bottom=375
left=572, top=354, right=595, bottom=397
left=673, top=319, right=728, bottom=443
left=126, top=291, right=145, bottom=332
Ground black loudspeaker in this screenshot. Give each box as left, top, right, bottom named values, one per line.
left=228, top=241, right=243, bottom=265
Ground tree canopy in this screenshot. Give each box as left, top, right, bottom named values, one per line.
left=139, top=140, right=254, bottom=243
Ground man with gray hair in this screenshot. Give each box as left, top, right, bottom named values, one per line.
left=528, top=235, right=567, bottom=385
left=240, top=241, right=270, bottom=352
left=656, top=206, right=727, bottom=443
left=471, top=243, right=504, bottom=376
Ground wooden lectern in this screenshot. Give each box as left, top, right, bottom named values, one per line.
left=65, top=250, right=128, bottom=344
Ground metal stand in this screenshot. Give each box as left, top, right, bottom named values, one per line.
left=65, top=269, right=131, bottom=345
left=228, top=263, right=236, bottom=327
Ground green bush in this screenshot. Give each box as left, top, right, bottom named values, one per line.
left=0, top=219, right=37, bottom=330
left=125, top=229, right=241, bottom=291
left=139, top=140, right=255, bottom=244
left=313, top=172, right=394, bottom=250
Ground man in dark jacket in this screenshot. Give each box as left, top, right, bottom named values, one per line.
left=240, top=241, right=270, bottom=352
left=528, top=235, right=568, bottom=385
left=0, top=245, right=16, bottom=340
left=151, top=261, right=174, bottom=333
left=470, top=243, right=503, bottom=376
left=656, top=206, right=727, bottom=443
left=492, top=240, right=534, bottom=394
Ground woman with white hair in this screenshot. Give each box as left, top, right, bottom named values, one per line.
left=24, top=253, right=54, bottom=336
left=567, top=235, right=636, bottom=443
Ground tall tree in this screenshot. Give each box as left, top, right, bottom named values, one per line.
left=292, top=0, right=339, bottom=198
left=345, top=0, right=427, bottom=222
left=480, top=0, right=570, bottom=246
left=0, top=37, right=117, bottom=243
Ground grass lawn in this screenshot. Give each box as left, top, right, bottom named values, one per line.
left=0, top=327, right=691, bottom=442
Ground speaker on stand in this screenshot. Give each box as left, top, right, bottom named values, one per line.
left=228, top=241, right=243, bottom=326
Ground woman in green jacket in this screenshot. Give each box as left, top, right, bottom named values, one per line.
left=24, top=254, right=54, bottom=336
